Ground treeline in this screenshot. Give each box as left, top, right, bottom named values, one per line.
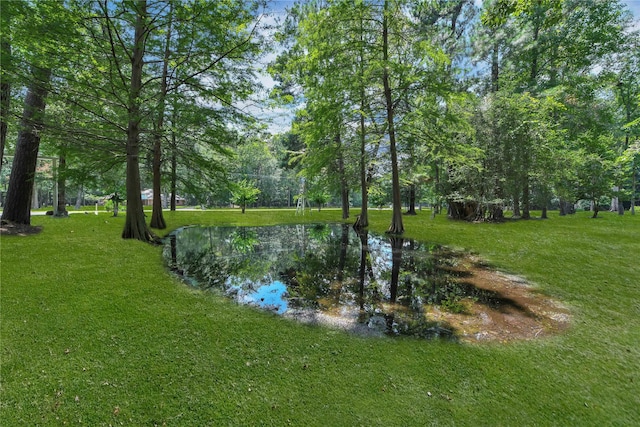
left=270, top=0, right=640, bottom=230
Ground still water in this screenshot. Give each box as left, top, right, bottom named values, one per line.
left=163, top=223, right=511, bottom=340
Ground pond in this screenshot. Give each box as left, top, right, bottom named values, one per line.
left=163, top=224, right=569, bottom=342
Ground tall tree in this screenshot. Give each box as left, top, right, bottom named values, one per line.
left=121, top=0, right=154, bottom=241
left=381, top=0, right=403, bottom=234
left=410, top=0, right=477, bottom=217
left=272, top=1, right=383, bottom=226
left=613, top=32, right=640, bottom=214
left=230, top=179, right=260, bottom=214
left=55, top=149, right=68, bottom=216
left=75, top=0, right=263, bottom=240
left=149, top=1, right=173, bottom=230
left=1, top=66, right=51, bottom=225
left=1, top=0, right=79, bottom=224
left=147, top=0, right=262, bottom=226
left=0, top=17, right=11, bottom=174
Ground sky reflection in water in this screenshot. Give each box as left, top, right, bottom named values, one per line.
left=163, top=223, right=496, bottom=339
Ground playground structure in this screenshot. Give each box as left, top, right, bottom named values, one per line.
left=295, top=178, right=311, bottom=215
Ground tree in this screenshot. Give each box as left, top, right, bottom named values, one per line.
left=149, top=1, right=173, bottom=230
left=55, top=150, right=68, bottom=216
left=372, top=0, right=452, bottom=232
left=575, top=151, right=615, bottom=218
left=1, top=0, right=81, bottom=224
left=272, top=1, right=385, bottom=227
left=145, top=0, right=262, bottom=227
left=412, top=0, right=477, bottom=217
left=618, top=140, right=640, bottom=215
left=120, top=0, right=155, bottom=241
left=1, top=66, right=51, bottom=225
left=381, top=0, right=403, bottom=234
left=230, top=179, right=260, bottom=214
left=307, top=186, right=330, bottom=212
left=280, top=0, right=451, bottom=233
left=612, top=32, right=640, bottom=214
left=277, top=3, right=356, bottom=221
left=63, top=0, right=263, bottom=240
left=0, top=4, right=13, bottom=174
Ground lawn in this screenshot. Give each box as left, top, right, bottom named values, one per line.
left=1, top=208, right=638, bottom=426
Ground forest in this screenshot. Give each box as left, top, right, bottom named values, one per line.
left=1, top=0, right=639, bottom=240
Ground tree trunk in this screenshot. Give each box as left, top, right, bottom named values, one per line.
left=610, top=192, right=618, bottom=213
left=488, top=203, right=504, bottom=222
left=513, top=193, right=521, bottom=218
left=617, top=160, right=625, bottom=215
left=431, top=161, right=441, bottom=217
left=335, top=133, right=349, bottom=220
left=170, top=111, right=177, bottom=211
left=150, top=137, right=165, bottom=228
left=31, top=184, right=39, bottom=210
left=150, top=2, right=173, bottom=230
left=356, top=14, right=369, bottom=230
left=405, top=183, right=417, bottom=215
left=522, top=179, right=531, bottom=219
left=632, top=160, right=636, bottom=215
left=0, top=40, right=10, bottom=175
left=1, top=66, right=51, bottom=225
left=491, top=39, right=499, bottom=93
left=617, top=120, right=631, bottom=215
left=357, top=107, right=369, bottom=229
left=75, top=185, right=83, bottom=210
left=122, top=0, right=155, bottom=242
left=559, top=199, right=575, bottom=215
left=382, top=0, right=403, bottom=235
left=448, top=200, right=478, bottom=221
left=55, top=153, right=68, bottom=216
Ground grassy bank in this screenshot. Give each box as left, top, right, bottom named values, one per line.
left=1, top=209, right=639, bottom=425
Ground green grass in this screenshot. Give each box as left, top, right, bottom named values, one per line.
left=1, top=208, right=639, bottom=426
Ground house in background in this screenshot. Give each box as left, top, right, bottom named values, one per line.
left=141, top=189, right=186, bottom=207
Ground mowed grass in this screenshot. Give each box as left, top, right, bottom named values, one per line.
left=1, top=208, right=638, bottom=426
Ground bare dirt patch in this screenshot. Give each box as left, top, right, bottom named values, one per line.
left=429, top=254, right=571, bottom=343
left=0, top=220, right=43, bottom=236
left=288, top=254, right=571, bottom=343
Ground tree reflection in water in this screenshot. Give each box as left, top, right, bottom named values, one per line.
left=164, top=224, right=516, bottom=340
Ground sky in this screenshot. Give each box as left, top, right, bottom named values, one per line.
left=254, top=0, right=640, bottom=134
left=628, top=0, right=640, bottom=17
left=248, top=1, right=293, bottom=134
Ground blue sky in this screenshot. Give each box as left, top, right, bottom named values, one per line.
left=627, top=0, right=640, bottom=17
